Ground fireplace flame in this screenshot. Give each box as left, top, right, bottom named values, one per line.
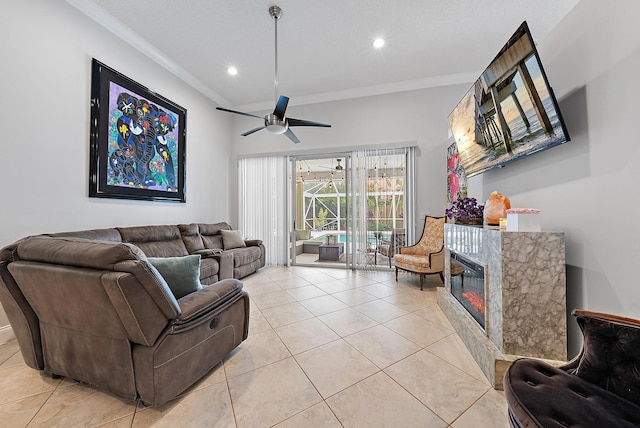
left=462, top=291, right=485, bottom=314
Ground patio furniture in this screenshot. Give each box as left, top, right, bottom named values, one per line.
left=377, top=228, right=406, bottom=268
left=318, top=243, right=344, bottom=261
left=393, top=216, right=445, bottom=290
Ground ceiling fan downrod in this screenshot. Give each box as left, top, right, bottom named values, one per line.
left=269, top=5, right=283, bottom=105
left=214, top=4, right=330, bottom=144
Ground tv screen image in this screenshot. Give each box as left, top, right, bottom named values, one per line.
left=448, top=21, right=570, bottom=177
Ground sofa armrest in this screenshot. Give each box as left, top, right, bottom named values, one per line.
left=213, top=251, right=233, bottom=280
left=174, top=279, right=244, bottom=327
left=192, top=248, right=223, bottom=258
left=245, top=239, right=262, bottom=247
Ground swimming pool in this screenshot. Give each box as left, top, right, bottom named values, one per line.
left=314, top=232, right=390, bottom=244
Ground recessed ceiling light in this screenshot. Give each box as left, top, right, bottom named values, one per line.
left=227, top=66, right=238, bottom=76
left=373, top=38, right=385, bottom=49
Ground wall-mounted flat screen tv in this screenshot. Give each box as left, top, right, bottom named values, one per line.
left=448, top=21, right=570, bottom=177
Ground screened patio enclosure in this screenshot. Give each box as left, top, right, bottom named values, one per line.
left=291, top=150, right=413, bottom=269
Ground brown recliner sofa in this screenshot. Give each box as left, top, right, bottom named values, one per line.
left=46, top=222, right=265, bottom=283
left=0, top=222, right=261, bottom=406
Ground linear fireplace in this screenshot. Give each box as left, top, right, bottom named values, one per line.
left=439, top=223, right=567, bottom=389
left=450, top=251, right=486, bottom=330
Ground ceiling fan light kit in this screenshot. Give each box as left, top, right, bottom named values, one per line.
left=216, top=5, right=331, bottom=144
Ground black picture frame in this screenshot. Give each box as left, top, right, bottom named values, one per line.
left=89, top=59, right=186, bottom=202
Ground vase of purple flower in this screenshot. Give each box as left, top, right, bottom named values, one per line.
left=445, top=197, right=484, bottom=225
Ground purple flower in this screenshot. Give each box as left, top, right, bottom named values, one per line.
left=446, top=197, right=484, bottom=221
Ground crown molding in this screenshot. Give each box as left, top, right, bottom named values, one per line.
left=235, top=71, right=480, bottom=113
left=66, top=0, right=231, bottom=107
left=67, top=0, right=477, bottom=112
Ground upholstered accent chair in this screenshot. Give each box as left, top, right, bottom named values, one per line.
left=504, top=310, right=640, bottom=427
left=377, top=228, right=406, bottom=268
left=394, top=216, right=445, bottom=290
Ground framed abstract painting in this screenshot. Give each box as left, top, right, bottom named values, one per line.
left=89, top=59, right=186, bottom=202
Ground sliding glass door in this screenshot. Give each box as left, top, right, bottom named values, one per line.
left=350, top=148, right=414, bottom=270
left=290, top=147, right=414, bottom=270
left=290, top=155, right=351, bottom=268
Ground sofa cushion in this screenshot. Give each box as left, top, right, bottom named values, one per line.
left=394, top=254, right=431, bottom=272
left=148, top=255, right=202, bottom=299
left=197, top=223, right=230, bottom=250
left=178, top=224, right=205, bottom=253
left=15, top=236, right=144, bottom=270
left=118, top=225, right=189, bottom=257
left=221, top=230, right=246, bottom=250
left=228, top=246, right=262, bottom=267
left=48, top=228, right=122, bottom=242
left=199, top=257, right=220, bottom=285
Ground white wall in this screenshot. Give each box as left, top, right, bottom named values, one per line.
left=2, top=0, right=638, bottom=356
left=229, top=85, right=471, bottom=233
left=231, top=0, right=640, bottom=355
left=0, top=0, right=232, bottom=328
left=469, top=0, right=640, bottom=352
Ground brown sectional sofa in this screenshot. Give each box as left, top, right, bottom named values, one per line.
left=45, top=222, right=265, bottom=283
left=0, top=222, right=264, bottom=406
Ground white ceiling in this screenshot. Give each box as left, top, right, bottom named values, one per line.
left=69, top=0, right=579, bottom=111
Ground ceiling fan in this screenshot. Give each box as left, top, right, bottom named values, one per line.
left=317, top=158, right=344, bottom=171
left=216, top=5, right=331, bottom=144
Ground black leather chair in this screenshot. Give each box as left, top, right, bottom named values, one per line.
left=504, top=309, right=640, bottom=427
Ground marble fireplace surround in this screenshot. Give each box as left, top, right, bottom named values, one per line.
left=437, top=224, right=567, bottom=389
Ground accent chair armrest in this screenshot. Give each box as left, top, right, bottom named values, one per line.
left=428, top=249, right=445, bottom=270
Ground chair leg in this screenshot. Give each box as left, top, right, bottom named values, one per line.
left=420, top=274, right=424, bottom=291
left=395, top=267, right=398, bottom=282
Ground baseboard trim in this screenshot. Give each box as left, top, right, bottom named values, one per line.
left=0, top=325, right=15, bottom=344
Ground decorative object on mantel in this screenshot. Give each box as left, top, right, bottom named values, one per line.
left=506, top=208, right=541, bottom=232
left=445, top=197, right=484, bottom=225
left=484, top=191, right=511, bottom=225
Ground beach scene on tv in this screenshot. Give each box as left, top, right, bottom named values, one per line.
left=448, top=23, right=569, bottom=177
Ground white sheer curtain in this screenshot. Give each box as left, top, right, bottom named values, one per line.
left=350, top=146, right=416, bottom=270
left=351, top=150, right=373, bottom=269
left=238, top=156, right=288, bottom=266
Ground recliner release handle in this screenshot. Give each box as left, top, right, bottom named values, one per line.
left=209, top=318, right=218, bottom=329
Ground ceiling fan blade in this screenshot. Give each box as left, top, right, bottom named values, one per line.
left=273, top=96, right=289, bottom=118
left=241, top=126, right=266, bottom=136
left=284, top=128, right=301, bottom=144
left=216, top=106, right=262, bottom=119
left=287, top=117, right=332, bottom=128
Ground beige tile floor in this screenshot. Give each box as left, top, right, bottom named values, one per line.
left=0, top=266, right=509, bottom=427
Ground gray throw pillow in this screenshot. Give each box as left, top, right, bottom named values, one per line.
left=221, top=229, right=246, bottom=250
left=148, top=255, right=202, bottom=299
